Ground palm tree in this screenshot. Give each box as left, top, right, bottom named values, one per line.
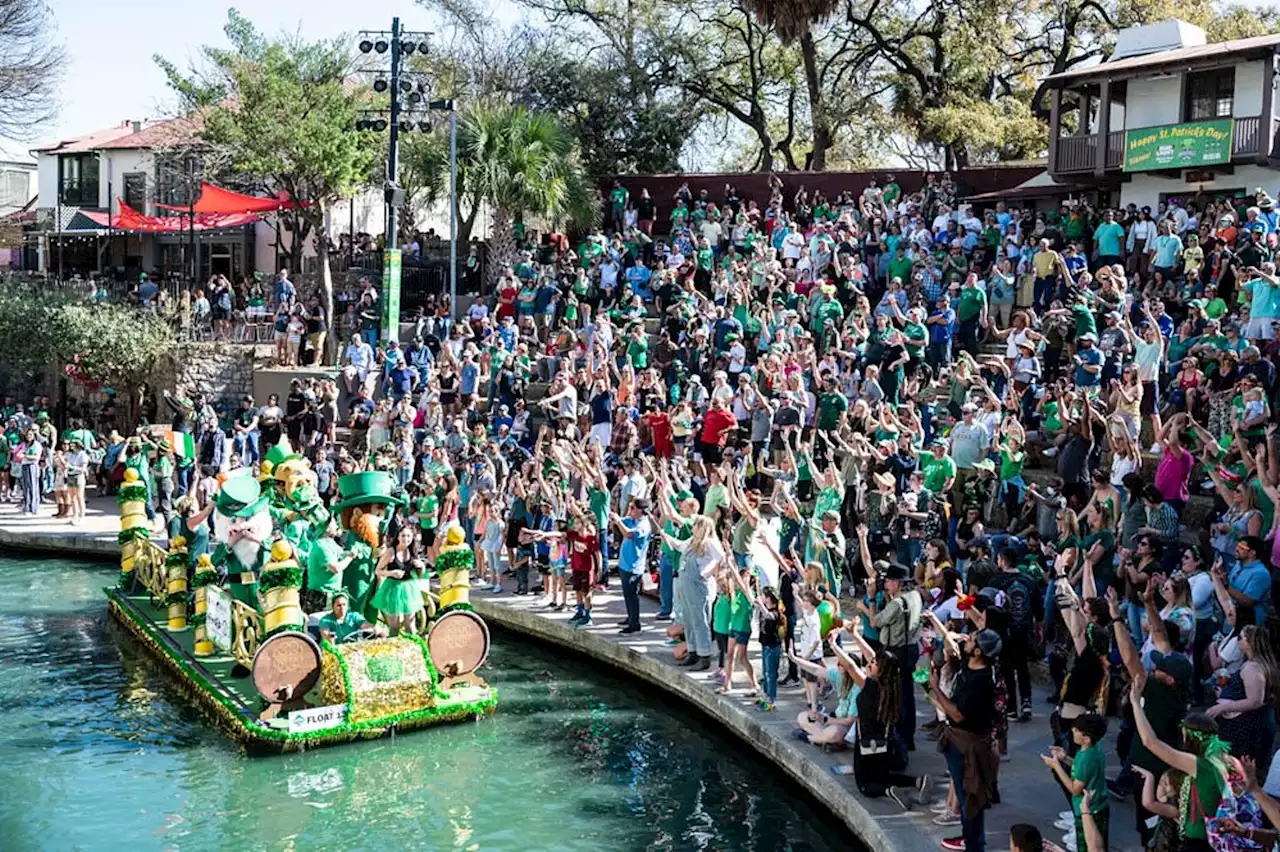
left=742, top=0, right=840, bottom=169
left=407, top=102, right=596, bottom=288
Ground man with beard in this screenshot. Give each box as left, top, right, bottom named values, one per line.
left=207, top=473, right=273, bottom=611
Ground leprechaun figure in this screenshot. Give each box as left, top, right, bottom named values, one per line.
left=208, top=473, right=273, bottom=611
left=332, top=470, right=405, bottom=622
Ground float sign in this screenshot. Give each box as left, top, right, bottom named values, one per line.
left=288, top=703, right=347, bottom=734
left=205, top=586, right=232, bottom=651
left=1123, top=119, right=1232, bottom=172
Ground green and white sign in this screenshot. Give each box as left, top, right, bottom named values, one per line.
left=1123, top=119, right=1233, bottom=172
left=381, top=248, right=402, bottom=342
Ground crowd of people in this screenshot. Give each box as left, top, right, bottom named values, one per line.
left=13, top=171, right=1280, bottom=852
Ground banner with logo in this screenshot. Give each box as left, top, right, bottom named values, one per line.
left=1123, top=119, right=1233, bottom=172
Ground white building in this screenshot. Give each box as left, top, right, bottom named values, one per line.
left=1045, top=21, right=1280, bottom=210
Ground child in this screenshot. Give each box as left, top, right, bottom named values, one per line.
left=286, top=309, right=305, bottom=366
left=568, top=513, right=602, bottom=627
left=753, top=586, right=784, bottom=710
left=720, top=563, right=759, bottom=697
left=546, top=518, right=570, bottom=611
left=478, top=494, right=506, bottom=593
left=711, top=574, right=733, bottom=682
left=513, top=538, right=534, bottom=595
left=1041, top=713, right=1108, bottom=852
left=794, top=590, right=825, bottom=716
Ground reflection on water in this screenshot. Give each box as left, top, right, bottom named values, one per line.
left=0, top=557, right=854, bottom=851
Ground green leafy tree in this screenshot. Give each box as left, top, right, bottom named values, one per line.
left=156, top=9, right=378, bottom=363
left=408, top=102, right=594, bottom=285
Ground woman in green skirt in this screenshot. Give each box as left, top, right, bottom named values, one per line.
left=371, top=524, right=424, bottom=635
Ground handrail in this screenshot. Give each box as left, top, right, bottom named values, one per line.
left=133, top=540, right=170, bottom=605
left=229, top=598, right=263, bottom=669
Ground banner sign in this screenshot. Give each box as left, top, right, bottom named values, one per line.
left=1123, top=119, right=1233, bottom=172
left=206, top=586, right=232, bottom=651
left=381, top=248, right=402, bottom=343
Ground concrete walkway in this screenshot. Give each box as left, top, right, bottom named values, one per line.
left=471, top=577, right=1142, bottom=852
left=0, top=497, right=1142, bottom=852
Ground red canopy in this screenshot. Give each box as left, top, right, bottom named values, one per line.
left=154, top=182, right=304, bottom=215
left=83, top=201, right=260, bottom=232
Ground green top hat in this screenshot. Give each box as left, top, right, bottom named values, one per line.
left=332, top=470, right=405, bottom=514
left=214, top=474, right=268, bottom=518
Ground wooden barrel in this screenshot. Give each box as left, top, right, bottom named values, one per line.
left=427, top=610, right=490, bottom=678
left=252, top=631, right=322, bottom=704
left=262, top=587, right=304, bottom=635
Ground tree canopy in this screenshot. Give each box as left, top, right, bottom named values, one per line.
left=0, top=0, right=64, bottom=141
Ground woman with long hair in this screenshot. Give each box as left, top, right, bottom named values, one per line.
left=662, top=514, right=725, bottom=672
left=1207, top=623, right=1280, bottom=772
left=371, top=524, right=425, bottom=636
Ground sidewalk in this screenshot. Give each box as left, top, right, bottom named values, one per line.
left=0, top=490, right=139, bottom=558
left=471, top=579, right=1143, bottom=852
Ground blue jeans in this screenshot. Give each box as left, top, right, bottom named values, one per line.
left=760, top=644, right=781, bottom=702
left=895, top=537, right=922, bottom=572
left=621, top=570, right=642, bottom=630
left=657, top=554, right=675, bottom=617
left=361, top=328, right=378, bottom=349
left=234, top=431, right=259, bottom=465
left=945, top=742, right=986, bottom=852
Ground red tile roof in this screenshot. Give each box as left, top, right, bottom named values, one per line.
left=32, top=116, right=200, bottom=154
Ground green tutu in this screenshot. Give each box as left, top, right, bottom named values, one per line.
left=370, top=576, right=422, bottom=616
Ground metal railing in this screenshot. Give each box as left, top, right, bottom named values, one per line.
left=1054, top=115, right=1275, bottom=174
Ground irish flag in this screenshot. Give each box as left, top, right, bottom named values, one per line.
left=150, top=427, right=196, bottom=460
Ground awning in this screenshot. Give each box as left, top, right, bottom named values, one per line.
left=80, top=201, right=260, bottom=233
left=154, top=182, right=304, bottom=215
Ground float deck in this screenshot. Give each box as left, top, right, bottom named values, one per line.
left=106, top=586, right=497, bottom=754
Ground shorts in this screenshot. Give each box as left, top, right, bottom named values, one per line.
left=1140, top=381, right=1158, bottom=416
left=1246, top=316, right=1276, bottom=341
left=698, top=441, right=724, bottom=465
left=730, top=629, right=751, bottom=645
left=572, top=571, right=592, bottom=593
left=801, top=668, right=820, bottom=684
left=551, top=562, right=567, bottom=578
left=66, top=472, right=85, bottom=488
left=505, top=524, right=523, bottom=549
left=419, top=527, right=436, bottom=548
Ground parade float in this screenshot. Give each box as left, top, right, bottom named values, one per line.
left=105, top=459, right=497, bottom=754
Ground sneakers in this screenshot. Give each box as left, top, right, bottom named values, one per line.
left=1062, top=832, right=1078, bottom=852
left=1020, top=701, right=1032, bottom=722
left=619, top=627, right=641, bottom=635
left=940, top=835, right=966, bottom=850
left=754, top=699, right=775, bottom=712
left=692, top=657, right=710, bottom=671
left=887, top=786, right=911, bottom=811
left=1106, top=778, right=1130, bottom=800
left=1053, top=816, right=1074, bottom=831
left=654, top=613, right=673, bottom=622
left=575, top=615, right=593, bottom=627
left=1042, top=447, right=1059, bottom=458
left=915, top=775, right=932, bottom=808
left=933, top=813, right=962, bottom=827
left=490, top=584, right=503, bottom=593
left=678, top=654, right=701, bottom=668
left=1149, top=442, right=1162, bottom=454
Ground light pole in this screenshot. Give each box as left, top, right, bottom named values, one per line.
left=356, top=22, right=433, bottom=343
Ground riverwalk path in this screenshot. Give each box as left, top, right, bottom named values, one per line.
left=0, top=492, right=1141, bottom=852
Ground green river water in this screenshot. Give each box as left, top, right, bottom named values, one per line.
left=0, top=556, right=855, bottom=851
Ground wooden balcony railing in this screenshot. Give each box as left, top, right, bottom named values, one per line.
left=1054, top=115, right=1276, bottom=175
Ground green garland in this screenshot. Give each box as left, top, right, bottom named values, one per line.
left=117, top=484, right=148, bottom=503
left=264, top=622, right=304, bottom=639
left=439, top=602, right=475, bottom=615
left=190, top=612, right=207, bottom=628
left=321, top=637, right=355, bottom=724
left=119, top=571, right=134, bottom=589
left=164, top=591, right=189, bottom=606
left=118, top=527, right=151, bottom=545
left=436, top=549, right=472, bottom=571
left=164, top=553, right=188, bottom=569
left=190, top=572, right=221, bottom=589
left=259, top=566, right=304, bottom=593
left=109, top=591, right=497, bottom=750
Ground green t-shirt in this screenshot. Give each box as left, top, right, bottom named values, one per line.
left=920, top=453, right=956, bottom=494
left=696, top=247, right=713, bottom=271
left=1071, top=743, right=1108, bottom=816
left=729, top=589, right=753, bottom=633
left=1205, top=297, right=1227, bottom=319
left=306, top=536, right=347, bottom=595
left=415, top=492, right=439, bottom=530
left=712, top=593, right=733, bottom=634
left=903, top=321, right=927, bottom=358
left=815, top=392, right=848, bottom=431
left=999, top=447, right=1024, bottom=481
left=956, top=286, right=986, bottom=322
left=1182, top=757, right=1227, bottom=840
left=662, top=518, right=693, bottom=563
left=627, top=336, right=649, bottom=369
left=887, top=257, right=913, bottom=284
left=1071, top=304, right=1097, bottom=337
left=1043, top=400, right=1062, bottom=431
left=318, top=610, right=367, bottom=642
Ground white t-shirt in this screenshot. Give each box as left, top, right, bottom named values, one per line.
left=782, top=232, right=805, bottom=260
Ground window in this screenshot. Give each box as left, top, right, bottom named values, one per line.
left=58, top=154, right=99, bottom=206
left=1185, top=68, right=1235, bottom=121
left=123, top=173, right=147, bottom=210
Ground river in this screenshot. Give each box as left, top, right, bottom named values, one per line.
left=0, top=556, right=855, bottom=851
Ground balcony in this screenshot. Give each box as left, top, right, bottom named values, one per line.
left=1051, top=115, right=1277, bottom=176
left=58, top=179, right=98, bottom=207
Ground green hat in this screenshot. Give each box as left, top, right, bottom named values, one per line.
left=332, top=470, right=405, bottom=514
left=36, top=411, right=48, bottom=421
left=214, top=474, right=268, bottom=518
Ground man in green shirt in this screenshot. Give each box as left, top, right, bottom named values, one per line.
left=920, top=439, right=956, bottom=495
left=318, top=592, right=375, bottom=643
left=814, top=377, right=848, bottom=432
left=1042, top=713, right=1109, bottom=852
left=305, top=531, right=351, bottom=612
left=609, top=180, right=629, bottom=234
left=955, top=273, right=987, bottom=355
left=887, top=246, right=914, bottom=285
